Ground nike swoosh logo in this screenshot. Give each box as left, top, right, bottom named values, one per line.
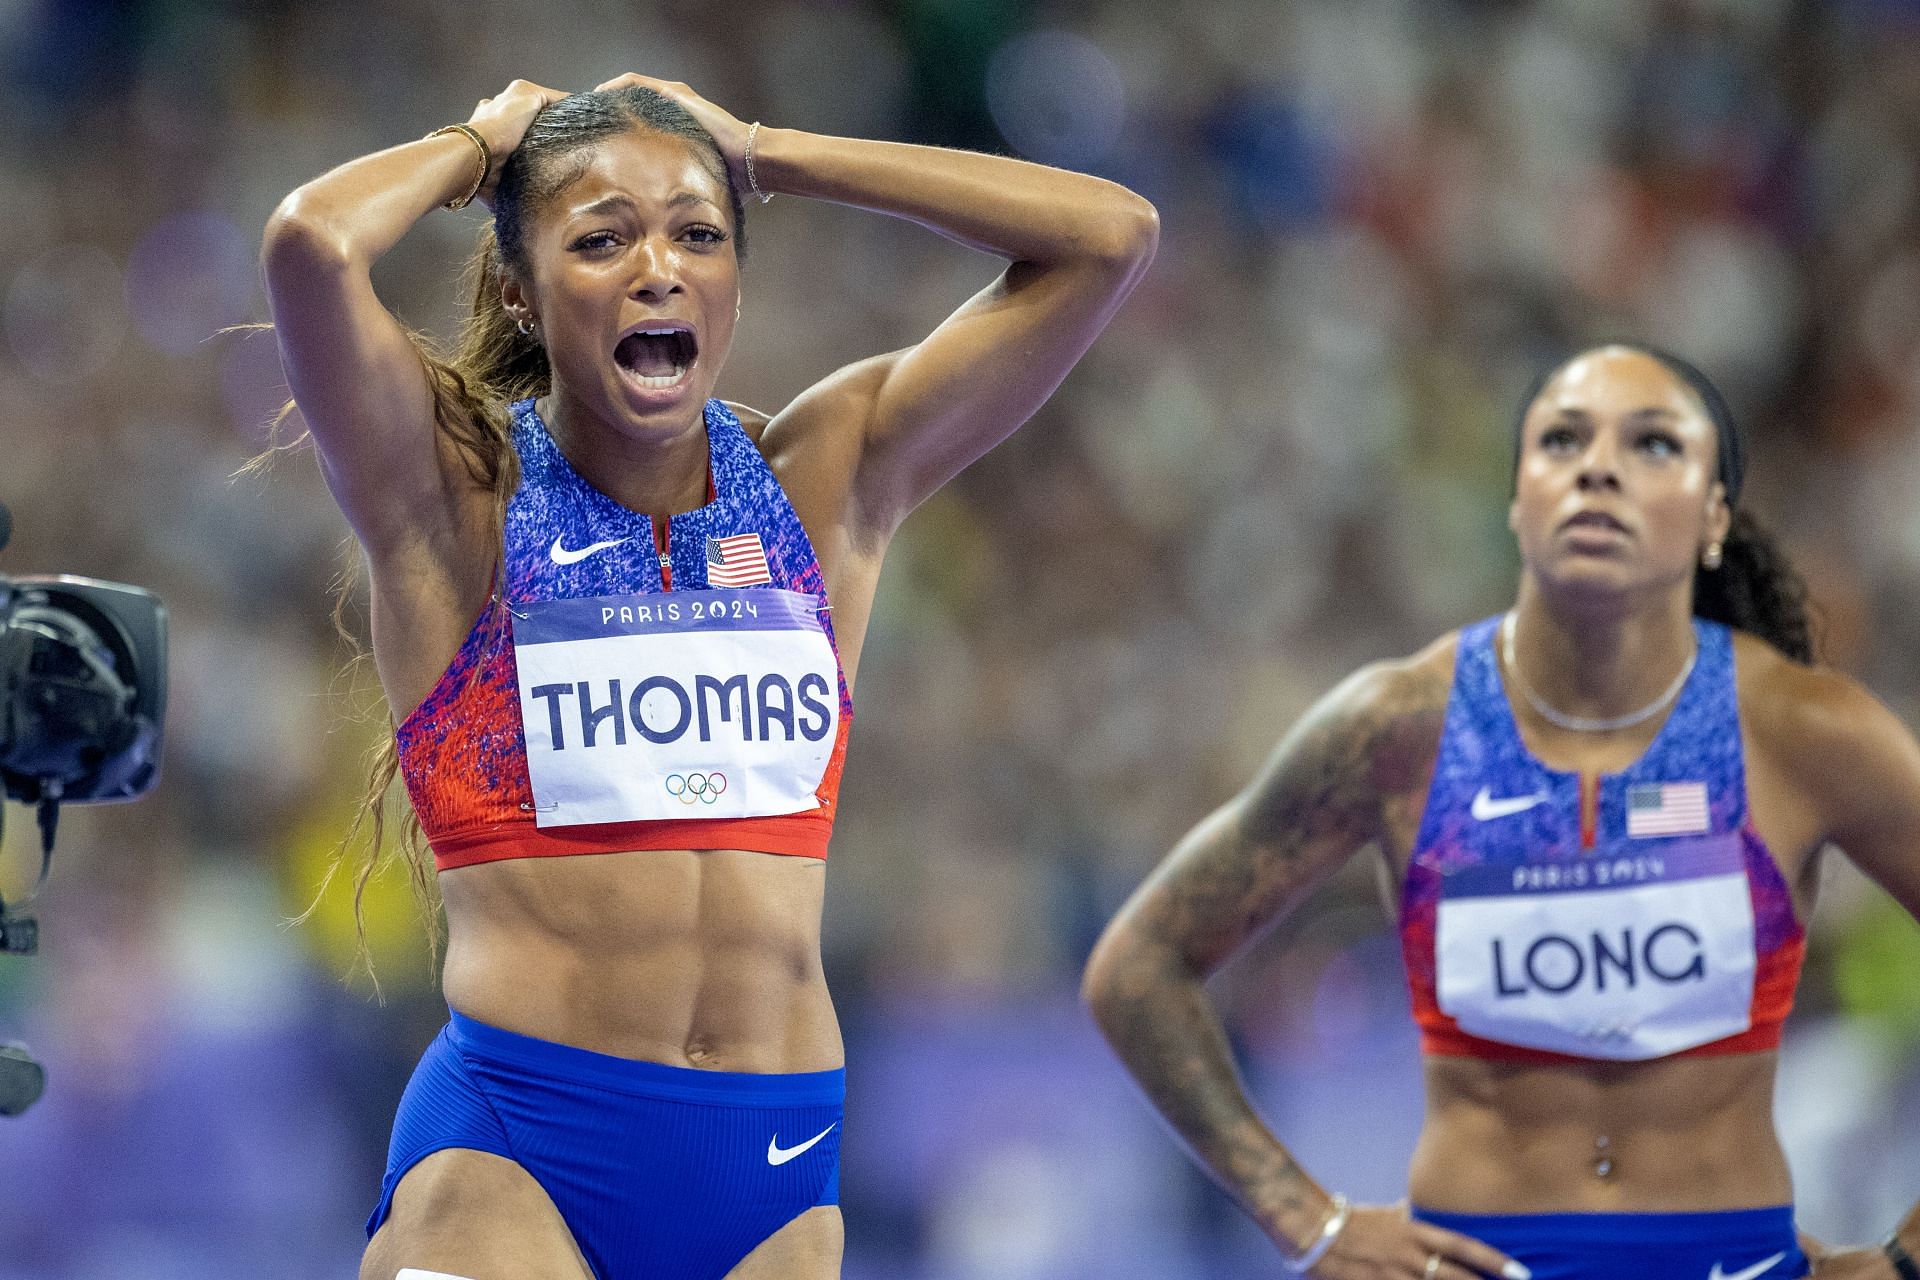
left=1470, top=786, right=1548, bottom=821
left=1708, top=1251, right=1787, bottom=1280
left=549, top=534, right=630, bottom=566
left=767, top=1122, right=837, bottom=1166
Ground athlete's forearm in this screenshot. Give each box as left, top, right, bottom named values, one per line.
left=265, top=82, right=557, bottom=275
left=750, top=128, right=1157, bottom=272
left=1083, top=937, right=1334, bottom=1255
left=265, top=133, right=487, bottom=272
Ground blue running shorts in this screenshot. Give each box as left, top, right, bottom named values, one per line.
left=1413, top=1205, right=1807, bottom=1280
left=370, top=1011, right=845, bottom=1280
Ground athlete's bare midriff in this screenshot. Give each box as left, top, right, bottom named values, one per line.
left=438, top=848, right=844, bottom=1074
left=1409, top=1049, right=1790, bottom=1213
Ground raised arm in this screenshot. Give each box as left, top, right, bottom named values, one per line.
left=1082, top=656, right=1525, bottom=1279
left=259, top=80, right=562, bottom=555
left=594, top=74, right=1159, bottom=534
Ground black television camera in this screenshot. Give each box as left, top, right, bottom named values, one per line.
left=0, top=501, right=167, bottom=1114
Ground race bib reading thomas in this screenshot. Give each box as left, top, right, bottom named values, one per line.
left=1434, top=837, right=1757, bottom=1060
left=510, top=589, right=839, bottom=828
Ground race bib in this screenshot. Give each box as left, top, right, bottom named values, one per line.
left=510, top=589, right=839, bottom=828
left=1434, top=839, right=1756, bottom=1059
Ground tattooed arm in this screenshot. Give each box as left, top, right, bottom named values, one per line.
left=1083, top=647, right=1525, bottom=1279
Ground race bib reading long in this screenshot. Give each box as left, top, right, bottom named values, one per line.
left=1434, top=838, right=1757, bottom=1060
left=511, top=589, right=839, bottom=828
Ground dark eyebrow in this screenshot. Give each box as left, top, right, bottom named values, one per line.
left=1545, top=406, right=1682, bottom=426
left=570, top=193, right=638, bottom=219
left=568, top=191, right=720, bottom=220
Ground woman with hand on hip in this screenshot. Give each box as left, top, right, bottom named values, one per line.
left=1084, top=345, right=1920, bottom=1279
left=262, top=74, right=1156, bottom=1280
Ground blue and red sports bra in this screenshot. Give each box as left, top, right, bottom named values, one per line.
left=1399, top=616, right=1804, bottom=1063
left=396, top=397, right=853, bottom=871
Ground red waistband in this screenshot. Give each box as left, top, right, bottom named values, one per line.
left=430, top=811, right=832, bottom=871
left=1419, top=1021, right=1786, bottom=1064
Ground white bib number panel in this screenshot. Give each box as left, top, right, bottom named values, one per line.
left=511, top=589, right=838, bottom=828
left=1433, top=842, right=1756, bottom=1060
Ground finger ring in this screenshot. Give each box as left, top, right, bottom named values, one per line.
left=1424, top=1254, right=1442, bottom=1279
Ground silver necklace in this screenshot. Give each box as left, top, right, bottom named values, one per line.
left=1500, top=613, right=1695, bottom=734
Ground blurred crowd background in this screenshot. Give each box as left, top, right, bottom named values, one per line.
left=2, top=0, right=1919, bottom=1275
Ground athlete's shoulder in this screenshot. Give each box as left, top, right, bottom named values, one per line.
left=1733, top=629, right=1919, bottom=811
left=728, top=362, right=879, bottom=470
left=1337, top=631, right=1456, bottom=716
left=1733, top=630, right=1882, bottom=748
left=1303, top=632, right=1458, bottom=790
left=746, top=353, right=898, bottom=459
left=1735, top=633, right=1920, bottom=874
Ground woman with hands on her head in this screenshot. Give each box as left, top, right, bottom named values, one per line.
left=1082, top=346, right=1920, bottom=1279
left=261, top=74, right=1155, bottom=1280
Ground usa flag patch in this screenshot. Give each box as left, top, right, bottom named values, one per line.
left=1626, top=782, right=1709, bottom=838
left=706, top=533, right=772, bottom=588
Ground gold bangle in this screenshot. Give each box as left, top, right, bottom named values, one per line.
left=425, top=123, right=490, bottom=211
left=744, top=121, right=772, bottom=205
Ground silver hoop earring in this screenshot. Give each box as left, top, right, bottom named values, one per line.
left=1702, top=542, right=1723, bottom=570
left=516, top=317, right=535, bottom=337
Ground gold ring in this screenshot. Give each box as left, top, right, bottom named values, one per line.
left=1424, top=1254, right=1442, bottom=1279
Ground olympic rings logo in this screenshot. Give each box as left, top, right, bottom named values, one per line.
left=665, top=772, right=728, bottom=805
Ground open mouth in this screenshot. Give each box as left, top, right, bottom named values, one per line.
left=614, top=326, right=699, bottom=390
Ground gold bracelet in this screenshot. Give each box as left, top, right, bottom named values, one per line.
left=425, top=123, right=490, bottom=211
left=744, top=121, right=772, bottom=205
